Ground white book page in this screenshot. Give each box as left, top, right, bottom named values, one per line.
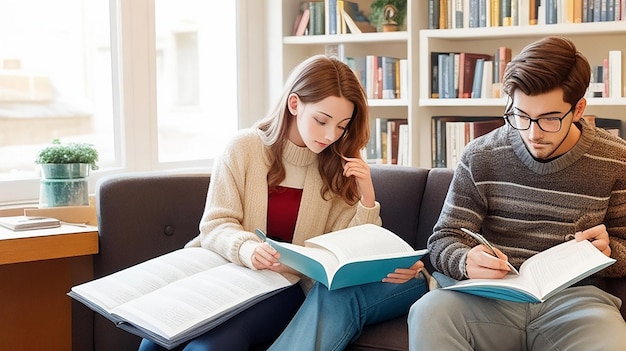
left=524, top=239, right=614, bottom=298
left=110, top=264, right=291, bottom=339
left=304, top=224, right=414, bottom=264
left=71, top=248, right=228, bottom=311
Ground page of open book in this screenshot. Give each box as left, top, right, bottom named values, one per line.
left=304, top=224, right=415, bottom=264
left=110, top=263, right=291, bottom=340
left=522, top=239, right=615, bottom=299
left=70, top=248, right=229, bottom=312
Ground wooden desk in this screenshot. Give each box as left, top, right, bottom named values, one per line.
left=0, top=225, right=98, bottom=351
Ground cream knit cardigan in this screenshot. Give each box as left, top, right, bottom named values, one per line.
left=186, top=128, right=382, bottom=271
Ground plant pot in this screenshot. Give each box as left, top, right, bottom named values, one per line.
left=38, top=163, right=90, bottom=207
left=39, top=178, right=89, bottom=207
left=40, top=163, right=90, bottom=179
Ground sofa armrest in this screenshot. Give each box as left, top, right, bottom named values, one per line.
left=82, top=172, right=211, bottom=351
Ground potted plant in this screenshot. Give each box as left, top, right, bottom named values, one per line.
left=35, top=139, right=99, bottom=207
left=370, top=0, right=407, bottom=32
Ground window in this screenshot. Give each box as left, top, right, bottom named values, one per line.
left=155, top=0, right=238, bottom=163
left=0, top=0, right=239, bottom=205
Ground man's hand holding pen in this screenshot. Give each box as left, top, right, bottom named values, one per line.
left=461, top=227, right=519, bottom=279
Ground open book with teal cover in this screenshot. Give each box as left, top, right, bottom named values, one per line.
left=442, top=239, right=616, bottom=303
left=258, top=223, right=428, bottom=290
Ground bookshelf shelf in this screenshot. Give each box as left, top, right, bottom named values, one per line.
left=421, top=21, right=626, bottom=40
left=283, top=31, right=408, bottom=45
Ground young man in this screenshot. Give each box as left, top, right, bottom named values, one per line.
left=408, top=36, right=626, bottom=350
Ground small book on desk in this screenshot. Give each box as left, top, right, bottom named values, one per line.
left=258, top=223, right=428, bottom=290
left=442, top=239, right=616, bottom=303
left=0, top=215, right=61, bottom=231
left=68, top=247, right=295, bottom=350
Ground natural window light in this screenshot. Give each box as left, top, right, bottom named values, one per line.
left=0, top=0, right=238, bottom=205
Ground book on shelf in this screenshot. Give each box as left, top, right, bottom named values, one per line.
left=257, top=223, right=428, bottom=291
left=386, top=118, right=408, bottom=165
left=431, top=116, right=505, bottom=168
left=470, top=58, right=485, bottom=99
left=458, top=52, right=493, bottom=98
left=382, top=56, right=398, bottom=99
left=608, top=50, right=622, bottom=98
left=68, top=248, right=295, bottom=350
left=293, top=2, right=311, bottom=36
left=366, top=117, right=408, bottom=165
left=480, top=60, right=494, bottom=99
left=397, top=123, right=410, bottom=166
left=308, top=1, right=325, bottom=35
left=348, top=55, right=405, bottom=100
left=0, top=215, right=61, bottom=231
left=443, top=238, right=616, bottom=303
left=492, top=46, right=511, bottom=98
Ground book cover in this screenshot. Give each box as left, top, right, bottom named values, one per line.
left=443, top=239, right=615, bottom=303
left=259, top=224, right=428, bottom=290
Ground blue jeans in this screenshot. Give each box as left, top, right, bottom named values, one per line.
left=138, top=283, right=305, bottom=351
left=268, top=275, right=427, bottom=351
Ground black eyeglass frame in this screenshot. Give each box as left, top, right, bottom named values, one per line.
left=503, top=98, right=574, bottom=133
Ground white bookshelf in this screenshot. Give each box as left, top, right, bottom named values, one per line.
left=272, top=2, right=626, bottom=168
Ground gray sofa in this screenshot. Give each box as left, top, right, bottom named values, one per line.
left=72, top=164, right=626, bottom=351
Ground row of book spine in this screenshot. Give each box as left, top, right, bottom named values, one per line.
left=363, top=118, right=410, bottom=166
left=346, top=56, right=409, bottom=100
left=429, top=0, right=626, bottom=29
left=292, top=1, right=375, bottom=36
left=431, top=116, right=505, bottom=168
left=432, top=115, right=624, bottom=168
left=431, top=47, right=511, bottom=99
left=587, top=51, right=623, bottom=99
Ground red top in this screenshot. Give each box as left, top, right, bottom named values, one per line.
left=267, top=186, right=303, bottom=242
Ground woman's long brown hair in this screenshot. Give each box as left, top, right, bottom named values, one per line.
left=255, top=55, right=369, bottom=204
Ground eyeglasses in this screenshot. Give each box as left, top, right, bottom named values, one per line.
left=503, top=109, right=573, bottom=133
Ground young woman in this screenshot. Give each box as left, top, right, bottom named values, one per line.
left=139, top=55, right=427, bottom=351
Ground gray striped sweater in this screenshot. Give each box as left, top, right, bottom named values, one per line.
left=429, top=118, right=626, bottom=280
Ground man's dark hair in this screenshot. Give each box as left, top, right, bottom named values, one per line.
left=502, top=36, right=591, bottom=107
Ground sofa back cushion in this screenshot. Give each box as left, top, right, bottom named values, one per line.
left=370, top=164, right=454, bottom=272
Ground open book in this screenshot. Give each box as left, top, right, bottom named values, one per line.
left=258, top=223, right=427, bottom=290
left=68, top=248, right=294, bottom=350
left=442, top=239, right=616, bottom=303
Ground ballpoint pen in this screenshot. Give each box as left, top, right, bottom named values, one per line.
left=460, top=227, right=520, bottom=275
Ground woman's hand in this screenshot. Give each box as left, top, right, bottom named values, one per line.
left=340, top=155, right=375, bottom=207
left=383, top=260, right=424, bottom=284
left=251, top=243, right=300, bottom=275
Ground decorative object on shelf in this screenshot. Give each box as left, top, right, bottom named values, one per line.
left=35, top=139, right=99, bottom=207
left=370, top=0, right=406, bottom=32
